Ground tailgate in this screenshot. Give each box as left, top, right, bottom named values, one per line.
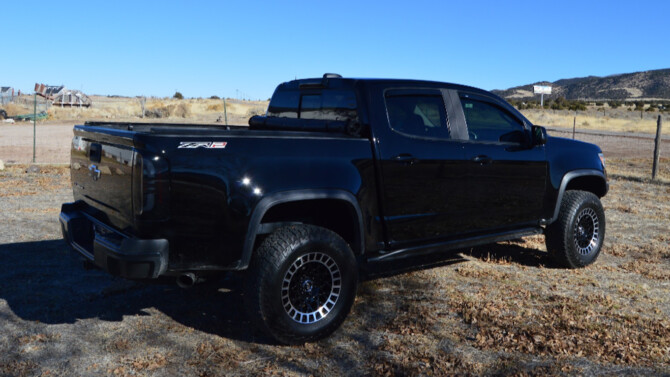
left=70, top=126, right=139, bottom=231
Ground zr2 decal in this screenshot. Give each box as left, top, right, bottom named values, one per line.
left=178, top=141, right=227, bottom=149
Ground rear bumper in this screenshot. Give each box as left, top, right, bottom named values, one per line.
left=59, top=202, right=169, bottom=279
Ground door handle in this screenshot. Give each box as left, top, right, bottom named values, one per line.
left=392, top=154, right=418, bottom=165
left=471, top=155, right=492, bottom=165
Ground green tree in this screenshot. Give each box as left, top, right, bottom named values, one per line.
left=173, top=91, right=184, bottom=100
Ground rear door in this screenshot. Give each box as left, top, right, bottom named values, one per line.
left=457, top=92, right=547, bottom=231
left=375, top=88, right=469, bottom=246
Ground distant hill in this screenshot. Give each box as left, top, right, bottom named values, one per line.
left=492, top=68, right=670, bottom=101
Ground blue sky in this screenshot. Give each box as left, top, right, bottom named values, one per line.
left=2, top=0, right=668, bottom=99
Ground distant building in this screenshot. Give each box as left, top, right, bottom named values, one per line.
left=0, top=87, right=14, bottom=105
left=44, top=85, right=65, bottom=98
left=35, top=83, right=91, bottom=107
left=52, top=89, right=91, bottom=107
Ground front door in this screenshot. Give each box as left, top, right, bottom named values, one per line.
left=457, top=92, right=547, bottom=232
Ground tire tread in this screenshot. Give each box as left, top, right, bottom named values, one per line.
left=546, top=190, right=605, bottom=268
left=244, top=224, right=357, bottom=344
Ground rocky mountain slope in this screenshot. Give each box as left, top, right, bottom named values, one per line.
left=493, top=68, right=670, bottom=101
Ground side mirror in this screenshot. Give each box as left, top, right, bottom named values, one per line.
left=532, top=125, right=547, bottom=145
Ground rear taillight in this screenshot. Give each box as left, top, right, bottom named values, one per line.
left=132, top=151, right=144, bottom=216
left=132, top=152, right=170, bottom=218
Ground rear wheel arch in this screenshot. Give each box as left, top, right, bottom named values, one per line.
left=239, top=190, right=364, bottom=269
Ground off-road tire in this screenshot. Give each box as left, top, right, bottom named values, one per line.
left=244, top=224, right=358, bottom=344
left=0, top=110, right=7, bottom=120
left=545, top=190, right=606, bottom=268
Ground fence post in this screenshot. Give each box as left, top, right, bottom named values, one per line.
left=652, top=115, right=663, bottom=180
left=33, top=93, right=37, bottom=163
left=223, top=98, right=228, bottom=126
left=572, top=116, right=576, bottom=139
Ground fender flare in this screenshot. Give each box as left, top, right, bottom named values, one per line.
left=237, top=189, right=365, bottom=269
left=548, top=169, right=607, bottom=224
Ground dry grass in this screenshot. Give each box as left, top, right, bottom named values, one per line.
left=0, top=159, right=669, bottom=376
left=522, top=108, right=667, bottom=135
left=4, top=95, right=268, bottom=125
left=606, top=157, right=670, bottom=182
left=0, top=165, right=70, bottom=197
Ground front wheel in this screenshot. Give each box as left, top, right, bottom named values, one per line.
left=244, top=225, right=358, bottom=344
left=545, top=190, right=606, bottom=268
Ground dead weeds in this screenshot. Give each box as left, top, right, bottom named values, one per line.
left=0, top=154, right=669, bottom=376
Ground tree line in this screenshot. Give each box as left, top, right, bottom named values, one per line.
left=508, top=98, right=670, bottom=112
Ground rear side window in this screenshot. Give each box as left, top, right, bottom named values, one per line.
left=268, top=89, right=358, bottom=121
left=385, top=94, right=449, bottom=139
left=460, top=96, right=525, bottom=143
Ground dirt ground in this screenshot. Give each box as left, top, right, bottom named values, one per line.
left=0, top=112, right=669, bottom=375
left=0, top=156, right=668, bottom=376
left=0, top=122, right=75, bottom=164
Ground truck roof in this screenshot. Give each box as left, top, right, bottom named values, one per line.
left=278, top=74, right=499, bottom=100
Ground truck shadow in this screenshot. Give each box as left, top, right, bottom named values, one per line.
left=0, top=238, right=551, bottom=345
left=0, top=239, right=273, bottom=344
left=464, top=239, right=554, bottom=268
left=362, top=239, right=552, bottom=281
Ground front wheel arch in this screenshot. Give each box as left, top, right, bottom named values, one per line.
left=549, top=170, right=607, bottom=224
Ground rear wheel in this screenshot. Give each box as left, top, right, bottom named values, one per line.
left=545, top=190, right=606, bottom=268
left=0, top=110, right=7, bottom=120
left=244, top=224, right=358, bottom=344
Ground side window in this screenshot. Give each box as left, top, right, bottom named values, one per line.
left=460, top=96, right=525, bottom=143
left=385, top=94, right=449, bottom=139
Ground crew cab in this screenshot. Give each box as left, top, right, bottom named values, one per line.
left=60, top=74, right=608, bottom=344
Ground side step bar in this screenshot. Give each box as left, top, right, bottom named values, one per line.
left=368, top=227, right=543, bottom=263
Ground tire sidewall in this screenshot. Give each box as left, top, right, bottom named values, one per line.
left=565, top=194, right=606, bottom=266
left=262, top=230, right=358, bottom=341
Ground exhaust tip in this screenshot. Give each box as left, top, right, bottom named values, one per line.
left=177, top=273, right=197, bottom=288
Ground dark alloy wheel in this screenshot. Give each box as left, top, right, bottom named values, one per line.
left=244, top=225, right=358, bottom=344
left=282, top=251, right=342, bottom=324
left=573, top=207, right=600, bottom=255
left=546, top=190, right=606, bottom=268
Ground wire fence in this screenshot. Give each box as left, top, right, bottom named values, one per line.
left=547, top=127, right=667, bottom=158
left=547, top=117, right=668, bottom=180
left=11, top=96, right=51, bottom=113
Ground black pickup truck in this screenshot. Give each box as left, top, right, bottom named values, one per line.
left=60, top=74, right=608, bottom=344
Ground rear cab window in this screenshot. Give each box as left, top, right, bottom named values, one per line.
left=268, top=88, right=359, bottom=122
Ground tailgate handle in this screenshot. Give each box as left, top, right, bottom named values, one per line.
left=392, top=154, right=418, bottom=165
left=89, top=143, right=102, bottom=163
left=471, top=155, right=492, bottom=165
